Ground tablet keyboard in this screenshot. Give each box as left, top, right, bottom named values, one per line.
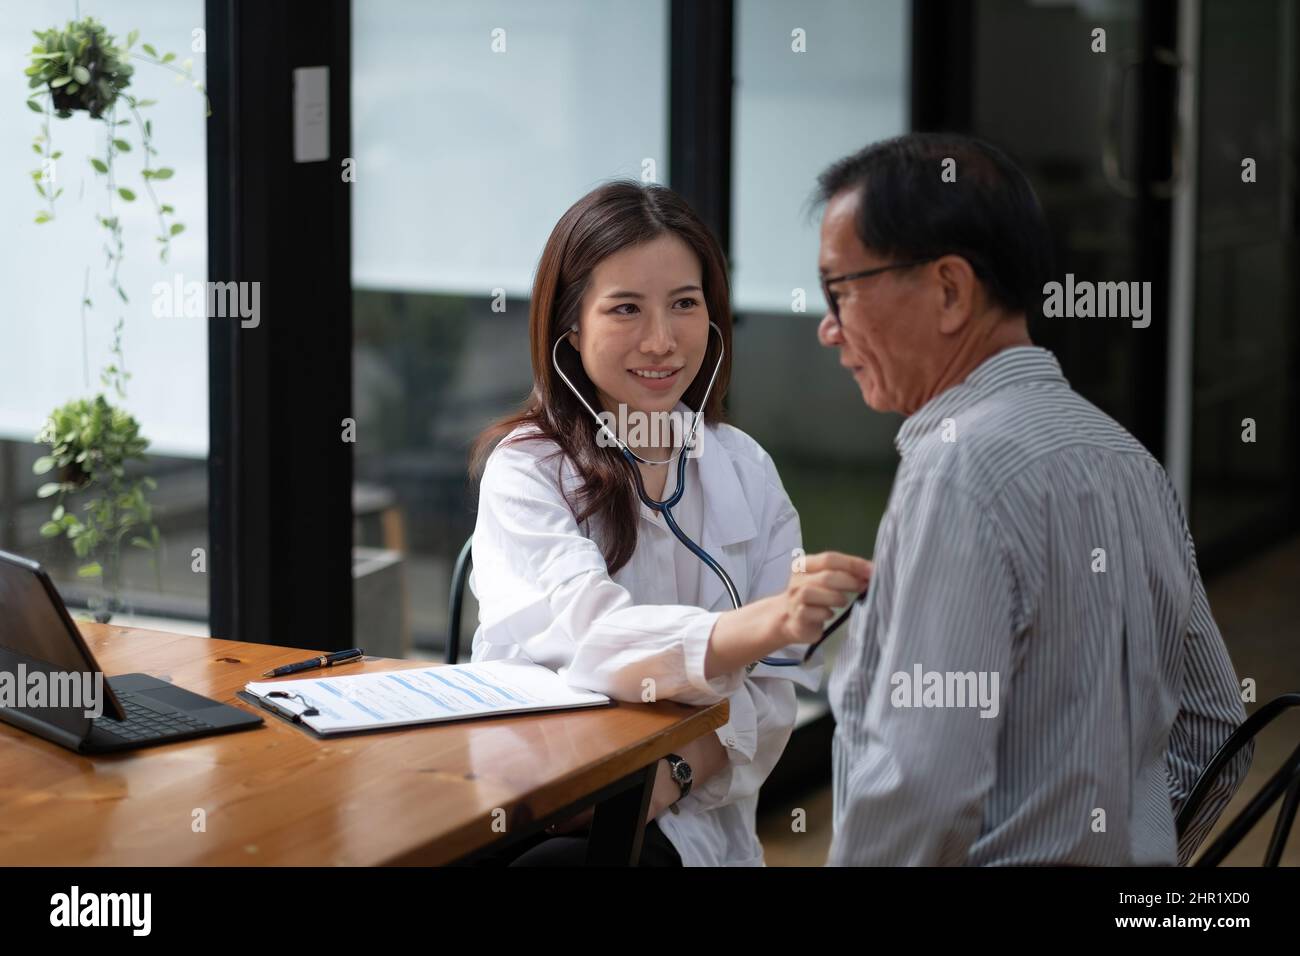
left=94, top=695, right=215, bottom=743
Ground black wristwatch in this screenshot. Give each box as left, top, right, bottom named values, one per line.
left=664, top=753, right=693, bottom=813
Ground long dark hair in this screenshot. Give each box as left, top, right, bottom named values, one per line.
left=470, top=181, right=733, bottom=575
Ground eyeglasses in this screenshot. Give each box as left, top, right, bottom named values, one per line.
left=820, top=258, right=937, bottom=324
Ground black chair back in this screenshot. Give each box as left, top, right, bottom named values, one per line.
left=1176, top=692, right=1300, bottom=866
left=447, top=536, right=473, bottom=665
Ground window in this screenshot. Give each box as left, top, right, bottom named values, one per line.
left=0, top=0, right=209, bottom=630
left=351, top=0, right=670, bottom=657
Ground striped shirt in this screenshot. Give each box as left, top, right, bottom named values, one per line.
left=827, top=345, right=1252, bottom=866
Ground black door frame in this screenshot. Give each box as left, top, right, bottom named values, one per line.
left=206, top=0, right=353, bottom=647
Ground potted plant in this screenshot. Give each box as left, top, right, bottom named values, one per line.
left=22, top=16, right=204, bottom=621
left=33, top=331, right=161, bottom=624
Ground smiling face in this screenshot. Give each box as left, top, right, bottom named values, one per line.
left=566, top=233, right=710, bottom=422
left=816, top=188, right=941, bottom=415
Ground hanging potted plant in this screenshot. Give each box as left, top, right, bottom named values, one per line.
left=33, top=326, right=161, bottom=624
left=24, top=16, right=207, bottom=622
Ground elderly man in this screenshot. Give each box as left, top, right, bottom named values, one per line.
left=813, top=133, right=1251, bottom=865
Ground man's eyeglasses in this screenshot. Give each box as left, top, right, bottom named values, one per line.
left=820, top=258, right=937, bottom=324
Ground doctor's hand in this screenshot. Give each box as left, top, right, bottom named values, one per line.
left=705, top=551, right=872, bottom=680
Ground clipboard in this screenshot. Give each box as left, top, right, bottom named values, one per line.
left=238, top=659, right=612, bottom=739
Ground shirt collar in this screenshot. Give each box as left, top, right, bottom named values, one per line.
left=893, top=345, right=1066, bottom=457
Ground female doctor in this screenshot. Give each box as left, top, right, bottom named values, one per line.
left=468, top=181, right=872, bottom=866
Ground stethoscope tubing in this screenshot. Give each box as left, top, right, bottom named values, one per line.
left=553, top=322, right=863, bottom=670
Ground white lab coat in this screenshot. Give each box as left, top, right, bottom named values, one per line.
left=469, top=408, right=820, bottom=866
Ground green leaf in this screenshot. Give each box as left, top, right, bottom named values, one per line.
left=130, top=536, right=153, bottom=549
left=34, top=212, right=51, bottom=224
left=72, top=65, right=91, bottom=84
left=169, top=223, right=185, bottom=235
left=36, top=482, right=62, bottom=498
left=39, top=521, right=62, bottom=538
left=32, top=455, right=55, bottom=474
left=90, top=157, right=108, bottom=173
left=113, top=139, right=131, bottom=152
left=142, top=43, right=157, bottom=57
left=49, top=74, right=71, bottom=88
left=77, top=562, right=103, bottom=578
left=117, top=187, right=136, bottom=201
left=161, top=52, right=175, bottom=63
left=26, top=99, right=42, bottom=112
left=151, top=167, right=173, bottom=180
left=127, top=29, right=139, bottom=49
left=135, top=98, right=157, bottom=108
left=52, top=504, right=65, bottom=521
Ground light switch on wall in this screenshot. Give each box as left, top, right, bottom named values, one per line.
left=293, top=66, right=329, bottom=163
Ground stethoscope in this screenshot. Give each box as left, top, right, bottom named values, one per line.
left=551, top=321, right=863, bottom=670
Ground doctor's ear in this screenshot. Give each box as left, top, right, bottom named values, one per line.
left=565, top=324, right=580, bottom=348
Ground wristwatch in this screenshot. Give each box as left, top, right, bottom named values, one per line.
left=664, top=753, right=693, bottom=814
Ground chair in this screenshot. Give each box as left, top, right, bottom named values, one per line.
left=1176, top=692, right=1300, bottom=866
left=447, top=536, right=474, bottom=665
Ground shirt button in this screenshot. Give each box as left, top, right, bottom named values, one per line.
left=725, top=736, right=736, bottom=748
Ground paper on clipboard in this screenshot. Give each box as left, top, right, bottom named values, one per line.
left=243, top=658, right=609, bottom=735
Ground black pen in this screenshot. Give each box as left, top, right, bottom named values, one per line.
left=261, top=648, right=365, bottom=678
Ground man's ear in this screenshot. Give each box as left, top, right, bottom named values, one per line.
left=935, top=255, right=978, bottom=335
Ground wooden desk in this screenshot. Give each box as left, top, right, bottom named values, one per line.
left=0, top=624, right=728, bottom=866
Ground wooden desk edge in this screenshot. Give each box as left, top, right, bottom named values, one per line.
left=69, top=623, right=732, bottom=867
left=384, top=699, right=730, bottom=866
